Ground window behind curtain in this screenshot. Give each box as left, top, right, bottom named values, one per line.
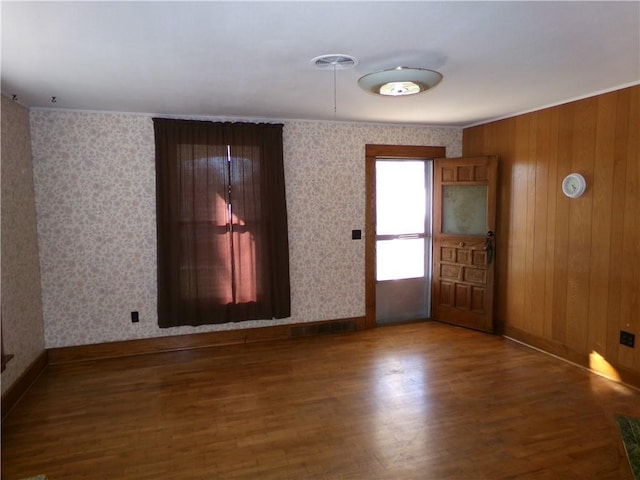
left=153, top=119, right=290, bottom=327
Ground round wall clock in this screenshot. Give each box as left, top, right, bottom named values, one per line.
left=561, top=173, right=587, bottom=198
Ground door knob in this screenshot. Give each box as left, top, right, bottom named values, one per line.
left=484, top=231, right=494, bottom=264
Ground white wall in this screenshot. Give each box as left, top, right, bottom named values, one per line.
left=30, top=110, right=461, bottom=348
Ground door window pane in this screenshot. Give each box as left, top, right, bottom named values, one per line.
left=376, top=161, right=426, bottom=235
left=442, top=185, right=487, bottom=235
left=377, top=238, right=424, bottom=281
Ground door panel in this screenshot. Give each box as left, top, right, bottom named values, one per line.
left=376, top=277, right=428, bottom=323
left=432, top=156, right=497, bottom=332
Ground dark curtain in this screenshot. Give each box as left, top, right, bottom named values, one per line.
left=153, top=118, right=290, bottom=327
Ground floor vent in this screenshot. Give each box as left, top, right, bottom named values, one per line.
left=290, top=320, right=356, bottom=338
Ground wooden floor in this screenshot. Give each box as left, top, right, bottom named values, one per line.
left=2, top=322, right=639, bottom=480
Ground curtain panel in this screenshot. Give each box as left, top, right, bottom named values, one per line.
left=153, top=118, right=290, bottom=327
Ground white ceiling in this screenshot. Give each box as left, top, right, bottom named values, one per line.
left=2, top=1, right=639, bottom=127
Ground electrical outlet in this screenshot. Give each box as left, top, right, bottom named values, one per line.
left=131, top=311, right=139, bottom=323
left=620, top=330, right=635, bottom=348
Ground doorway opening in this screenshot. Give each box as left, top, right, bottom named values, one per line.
left=375, top=159, right=432, bottom=324
left=364, top=144, right=446, bottom=328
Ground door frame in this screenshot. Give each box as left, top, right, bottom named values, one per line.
left=364, top=144, right=446, bottom=329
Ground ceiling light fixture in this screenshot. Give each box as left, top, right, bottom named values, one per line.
left=311, top=54, right=358, bottom=116
left=358, top=67, right=443, bottom=96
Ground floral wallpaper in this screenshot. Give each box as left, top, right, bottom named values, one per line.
left=30, top=110, right=461, bottom=348
left=1, top=96, right=45, bottom=394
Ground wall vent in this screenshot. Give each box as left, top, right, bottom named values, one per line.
left=310, top=54, right=358, bottom=70
left=290, top=320, right=356, bottom=338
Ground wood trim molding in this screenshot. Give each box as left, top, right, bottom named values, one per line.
left=1, top=353, right=15, bottom=372
left=504, top=325, right=640, bottom=391
left=365, top=144, right=446, bottom=159
left=48, top=317, right=366, bottom=365
left=2, top=350, right=48, bottom=423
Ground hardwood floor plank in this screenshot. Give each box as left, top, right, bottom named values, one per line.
left=2, top=322, right=639, bottom=480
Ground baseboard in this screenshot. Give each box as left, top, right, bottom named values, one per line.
left=504, top=325, right=640, bottom=391
left=1, top=350, right=49, bottom=423
left=48, top=317, right=366, bottom=365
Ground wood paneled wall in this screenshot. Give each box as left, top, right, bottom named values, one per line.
left=463, top=85, right=639, bottom=382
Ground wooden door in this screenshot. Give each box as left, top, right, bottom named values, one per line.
left=432, top=156, right=497, bottom=332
